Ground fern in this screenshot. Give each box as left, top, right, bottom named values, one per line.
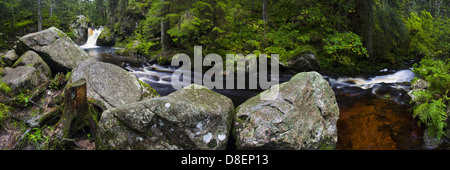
left=413, top=99, right=447, bottom=139
left=411, top=57, right=450, bottom=140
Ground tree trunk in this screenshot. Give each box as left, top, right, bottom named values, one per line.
left=49, top=0, right=53, bottom=18
left=12, top=7, right=14, bottom=35
left=161, top=0, right=170, bottom=52
left=38, top=0, right=42, bottom=31
left=366, top=0, right=374, bottom=61
left=49, top=79, right=88, bottom=148
left=262, top=0, right=268, bottom=38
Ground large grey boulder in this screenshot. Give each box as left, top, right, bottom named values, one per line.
left=69, top=60, right=159, bottom=109
left=233, top=71, right=339, bottom=150
left=13, top=51, right=51, bottom=81
left=1, top=66, right=41, bottom=94
left=97, top=84, right=234, bottom=150
left=15, top=27, right=92, bottom=73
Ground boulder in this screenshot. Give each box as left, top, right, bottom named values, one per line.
left=408, top=79, right=429, bottom=105
left=15, top=27, right=92, bottom=73
left=97, top=27, right=115, bottom=46
left=283, top=52, right=320, bottom=73
left=423, top=129, right=444, bottom=148
left=1, top=66, right=42, bottom=94
left=13, top=51, right=51, bottom=81
left=233, top=71, right=339, bottom=150
left=1, top=50, right=19, bottom=67
left=70, top=15, right=91, bottom=45
left=69, top=60, right=159, bottom=109
left=97, top=84, right=234, bottom=150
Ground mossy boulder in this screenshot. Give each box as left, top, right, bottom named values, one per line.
left=1, top=66, right=42, bottom=94
left=13, top=50, right=51, bottom=81
left=233, top=71, right=339, bottom=150
left=97, top=27, right=115, bottom=46
left=97, top=84, right=234, bottom=150
left=15, top=27, right=92, bottom=74
left=70, top=15, right=92, bottom=45
left=69, top=60, right=159, bottom=109
left=1, top=50, right=19, bottom=67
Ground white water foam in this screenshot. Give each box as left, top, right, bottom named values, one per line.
left=328, top=69, right=415, bottom=90
left=80, top=27, right=104, bottom=49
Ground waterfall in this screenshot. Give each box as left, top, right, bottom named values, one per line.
left=80, top=27, right=103, bottom=48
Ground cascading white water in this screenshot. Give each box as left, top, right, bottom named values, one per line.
left=80, top=27, right=103, bottom=48
left=328, top=69, right=415, bottom=90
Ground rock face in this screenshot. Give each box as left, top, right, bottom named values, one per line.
left=1, top=66, right=41, bottom=94
left=69, top=60, right=159, bottom=109
left=97, top=27, right=115, bottom=46
left=13, top=51, right=52, bottom=81
left=233, top=71, right=339, bottom=150
left=15, top=27, right=92, bottom=73
left=283, top=52, right=320, bottom=73
left=97, top=84, right=234, bottom=150
left=70, top=15, right=91, bottom=45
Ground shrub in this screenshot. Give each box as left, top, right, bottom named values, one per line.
left=322, top=32, right=369, bottom=73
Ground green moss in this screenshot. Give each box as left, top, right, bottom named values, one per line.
left=137, top=78, right=160, bottom=99
left=12, top=56, right=23, bottom=67
left=0, top=79, right=11, bottom=95
left=65, top=71, right=72, bottom=82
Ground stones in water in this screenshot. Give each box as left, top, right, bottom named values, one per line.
left=97, top=84, right=234, bottom=150
left=233, top=71, right=339, bottom=150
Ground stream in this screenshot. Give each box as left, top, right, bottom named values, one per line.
left=83, top=46, right=425, bottom=150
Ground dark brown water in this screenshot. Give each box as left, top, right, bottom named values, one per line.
left=84, top=47, right=425, bottom=150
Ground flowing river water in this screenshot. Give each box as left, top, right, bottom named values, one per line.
left=83, top=42, right=425, bottom=150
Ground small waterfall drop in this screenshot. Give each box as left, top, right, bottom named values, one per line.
left=328, top=69, right=415, bottom=90
left=80, top=27, right=103, bottom=48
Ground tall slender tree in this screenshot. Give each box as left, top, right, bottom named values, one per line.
left=38, top=0, right=43, bottom=31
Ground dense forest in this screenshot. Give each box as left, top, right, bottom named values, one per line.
left=1, top=0, right=449, bottom=75
left=1, top=0, right=450, bottom=148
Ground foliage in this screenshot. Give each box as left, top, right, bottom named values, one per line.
left=0, top=103, right=11, bottom=127
left=0, top=79, right=12, bottom=95
left=322, top=32, right=369, bottom=72
left=49, top=72, right=68, bottom=91
left=411, top=57, right=450, bottom=139
left=413, top=58, right=450, bottom=93
left=21, top=127, right=49, bottom=150
left=16, top=93, right=31, bottom=107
